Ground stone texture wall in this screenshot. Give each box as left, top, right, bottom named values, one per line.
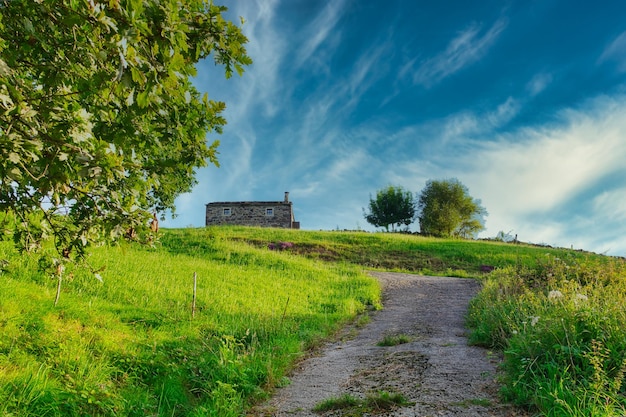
left=205, top=201, right=298, bottom=228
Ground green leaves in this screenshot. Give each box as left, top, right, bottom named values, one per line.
left=0, top=0, right=251, bottom=257
left=364, top=185, right=416, bottom=232
left=417, top=179, right=487, bottom=238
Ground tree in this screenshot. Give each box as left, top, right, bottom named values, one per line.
left=363, top=185, right=415, bottom=232
left=417, top=179, right=486, bottom=238
left=0, top=0, right=251, bottom=258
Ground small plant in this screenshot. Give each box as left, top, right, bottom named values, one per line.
left=452, top=398, right=493, bottom=408
left=313, top=391, right=413, bottom=414
left=377, top=334, right=411, bottom=347
left=313, top=394, right=360, bottom=412
left=365, top=390, right=414, bottom=410
left=355, top=313, right=371, bottom=328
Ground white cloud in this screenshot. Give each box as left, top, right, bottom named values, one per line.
left=412, top=17, right=508, bottom=87
left=599, top=31, right=626, bottom=72
left=460, top=95, right=626, bottom=249
left=407, top=95, right=519, bottom=152
left=476, top=126, right=620, bottom=213
left=593, top=187, right=626, bottom=222
left=526, top=72, right=553, bottom=96
left=295, top=0, right=348, bottom=68
left=486, top=97, right=520, bottom=127
left=225, top=1, right=286, bottom=118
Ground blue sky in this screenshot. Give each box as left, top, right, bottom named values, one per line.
left=167, top=0, right=626, bottom=256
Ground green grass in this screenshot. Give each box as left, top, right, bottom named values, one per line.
left=0, top=225, right=624, bottom=416
left=313, top=393, right=361, bottom=412
left=313, top=391, right=413, bottom=415
left=0, top=227, right=380, bottom=416
left=221, top=226, right=599, bottom=276
left=377, top=334, right=412, bottom=347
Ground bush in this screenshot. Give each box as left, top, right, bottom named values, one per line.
left=468, top=255, right=626, bottom=415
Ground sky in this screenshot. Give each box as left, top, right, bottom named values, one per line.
left=166, top=0, right=626, bottom=257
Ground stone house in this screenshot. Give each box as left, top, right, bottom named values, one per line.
left=205, top=192, right=300, bottom=229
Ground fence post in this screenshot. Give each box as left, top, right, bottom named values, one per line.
left=54, top=264, right=63, bottom=307
left=192, top=272, right=197, bottom=318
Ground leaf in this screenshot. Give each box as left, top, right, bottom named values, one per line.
left=23, top=17, right=35, bottom=34
left=126, top=89, right=134, bottom=106
left=8, top=152, right=20, bottom=163
left=0, top=59, right=11, bottom=76
left=136, top=90, right=149, bottom=108
left=170, top=52, right=185, bottom=70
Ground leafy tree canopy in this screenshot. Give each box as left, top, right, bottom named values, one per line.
left=363, top=185, right=415, bottom=232
left=0, top=0, right=251, bottom=258
left=417, top=179, right=487, bottom=238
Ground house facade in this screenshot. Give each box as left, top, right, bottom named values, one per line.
left=205, top=192, right=300, bottom=229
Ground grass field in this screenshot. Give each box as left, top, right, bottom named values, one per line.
left=0, top=225, right=624, bottom=416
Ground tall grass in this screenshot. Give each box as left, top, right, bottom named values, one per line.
left=0, top=227, right=380, bottom=416
left=468, top=253, right=626, bottom=416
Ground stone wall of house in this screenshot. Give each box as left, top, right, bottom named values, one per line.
left=205, top=202, right=297, bottom=228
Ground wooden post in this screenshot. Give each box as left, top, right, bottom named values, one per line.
left=192, top=272, right=197, bottom=318
left=54, top=264, right=63, bottom=307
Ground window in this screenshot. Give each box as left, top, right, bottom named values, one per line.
left=222, top=208, right=231, bottom=216
left=265, top=208, right=274, bottom=216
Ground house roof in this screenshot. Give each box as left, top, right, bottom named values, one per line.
left=205, top=200, right=291, bottom=206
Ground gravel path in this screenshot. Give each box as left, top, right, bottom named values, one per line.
left=252, top=272, right=529, bottom=416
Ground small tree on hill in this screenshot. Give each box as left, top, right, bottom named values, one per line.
left=363, top=186, right=415, bottom=232
left=417, top=179, right=486, bottom=238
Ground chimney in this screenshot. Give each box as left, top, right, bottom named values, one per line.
left=284, top=191, right=289, bottom=202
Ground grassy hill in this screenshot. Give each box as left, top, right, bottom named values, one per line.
left=1, top=226, right=624, bottom=416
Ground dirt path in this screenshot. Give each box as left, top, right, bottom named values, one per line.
left=252, top=272, right=529, bottom=416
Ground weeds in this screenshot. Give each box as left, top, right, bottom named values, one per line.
left=313, top=390, right=413, bottom=415
left=468, top=254, right=626, bottom=415
left=313, top=394, right=361, bottom=412
left=377, top=334, right=412, bottom=347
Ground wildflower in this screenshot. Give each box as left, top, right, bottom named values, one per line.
left=530, top=316, right=540, bottom=327
left=548, top=290, right=564, bottom=300
left=574, top=293, right=588, bottom=306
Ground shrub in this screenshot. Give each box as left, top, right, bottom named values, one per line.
left=468, top=255, right=626, bottom=415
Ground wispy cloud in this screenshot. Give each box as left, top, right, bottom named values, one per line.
left=410, top=95, right=520, bottom=151
left=295, top=0, right=348, bottom=68
left=526, top=72, right=553, bottom=96
left=593, top=187, right=626, bottom=222
left=411, top=17, right=508, bottom=87
left=225, top=0, right=286, bottom=118
left=599, top=30, right=626, bottom=72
